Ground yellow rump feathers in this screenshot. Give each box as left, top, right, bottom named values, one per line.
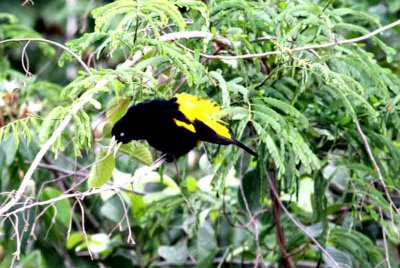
left=175, top=93, right=232, bottom=139
left=173, top=119, right=196, bottom=133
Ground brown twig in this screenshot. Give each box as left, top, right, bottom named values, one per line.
left=76, top=198, right=93, bottom=260
left=329, top=180, right=392, bottom=221
left=354, top=121, right=400, bottom=219
left=2, top=157, right=165, bottom=217
left=379, top=208, right=392, bottom=268
left=33, top=161, right=146, bottom=197
left=177, top=19, right=400, bottom=60
left=266, top=171, right=339, bottom=268
left=238, top=173, right=264, bottom=267
left=20, top=41, right=32, bottom=76
left=29, top=203, right=59, bottom=239
left=35, top=162, right=88, bottom=177
left=0, top=38, right=91, bottom=75
left=10, top=214, right=22, bottom=264
left=112, top=190, right=135, bottom=244
left=21, top=0, right=34, bottom=6
left=0, top=37, right=92, bottom=216
left=269, top=171, right=293, bottom=268
left=152, top=258, right=330, bottom=267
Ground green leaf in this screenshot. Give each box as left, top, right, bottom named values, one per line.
left=238, top=169, right=263, bottom=212
left=226, top=106, right=249, bottom=120
left=88, top=151, right=116, bottom=188
left=158, top=240, right=189, bottom=265
left=66, top=232, right=85, bottom=249
left=262, top=97, right=309, bottom=128
left=38, top=106, right=67, bottom=148
left=324, top=247, right=352, bottom=268
left=209, top=70, right=229, bottom=107
left=297, top=177, right=314, bottom=213
left=130, top=194, right=145, bottom=220
left=1, top=136, right=17, bottom=166
left=192, top=220, right=218, bottom=264
left=100, top=195, right=125, bottom=223
left=134, top=56, right=170, bottom=71
left=185, top=176, right=198, bottom=192
left=0, top=13, right=18, bottom=24
left=265, top=135, right=285, bottom=175
left=119, top=142, right=153, bottom=166
left=329, top=227, right=384, bottom=266
left=388, top=0, right=400, bottom=12
left=19, top=250, right=45, bottom=268
left=76, top=233, right=111, bottom=254
left=106, top=97, right=130, bottom=124
left=41, top=187, right=72, bottom=227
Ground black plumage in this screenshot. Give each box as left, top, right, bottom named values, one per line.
left=111, top=94, right=258, bottom=161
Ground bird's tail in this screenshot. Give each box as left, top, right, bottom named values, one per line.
left=232, top=138, right=258, bottom=158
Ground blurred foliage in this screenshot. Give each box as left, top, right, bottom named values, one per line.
left=0, top=0, right=400, bottom=267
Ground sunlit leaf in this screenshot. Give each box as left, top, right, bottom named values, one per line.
left=88, top=151, right=116, bottom=188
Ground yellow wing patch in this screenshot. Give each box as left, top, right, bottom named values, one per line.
left=175, top=93, right=232, bottom=139
left=174, top=119, right=196, bottom=133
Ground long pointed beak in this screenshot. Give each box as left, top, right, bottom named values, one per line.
left=108, top=136, right=121, bottom=156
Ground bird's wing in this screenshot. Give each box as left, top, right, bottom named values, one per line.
left=174, top=93, right=232, bottom=139
left=173, top=118, right=196, bottom=133
left=173, top=94, right=258, bottom=158
left=193, top=119, right=233, bottom=144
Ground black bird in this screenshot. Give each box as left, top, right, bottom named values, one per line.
left=111, top=93, right=258, bottom=161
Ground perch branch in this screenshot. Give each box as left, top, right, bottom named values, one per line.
left=354, top=121, right=399, bottom=219
left=177, top=19, right=400, bottom=59
left=1, top=158, right=165, bottom=217
left=267, top=171, right=339, bottom=268
left=0, top=38, right=92, bottom=75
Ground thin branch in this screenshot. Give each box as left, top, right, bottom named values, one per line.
left=266, top=171, right=340, bottom=268
left=9, top=216, right=20, bottom=268
left=0, top=36, right=94, bottom=216
left=2, top=158, right=165, bottom=217
left=120, top=29, right=231, bottom=70
left=43, top=205, right=58, bottom=239
left=33, top=161, right=146, bottom=197
left=270, top=171, right=293, bottom=268
left=152, top=258, right=329, bottom=267
left=238, top=173, right=264, bottom=267
left=379, top=208, right=392, bottom=268
left=21, top=0, right=34, bottom=6
left=0, top=38, right=92, bottom=75
left=0, top=82, right=106, bottom=216
left=29, top=203, right=58, bottom=240
left=10, top=214, right=21, bottom=261
left=76, top=198, right=93, bottom=260
left=354, top=120, right=400, bottom=216
left=20, top=41, right=32, bottom=76
left=113, top=190, right=135, bottom=244
left=179, top=19, right=400, bottom=59
left=34, top=162, right=88, bottom=177
left=67, top=200, right=79, bottom=240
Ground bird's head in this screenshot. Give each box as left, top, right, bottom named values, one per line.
left=111, top=103, right=149, bottom=144
left=111, top=118, right=134, bottom=144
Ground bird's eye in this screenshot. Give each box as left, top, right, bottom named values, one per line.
left=120, top=132, right=125, bottom=137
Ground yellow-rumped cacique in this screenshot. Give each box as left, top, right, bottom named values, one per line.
left=111, top=93, right=258, bottom=161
